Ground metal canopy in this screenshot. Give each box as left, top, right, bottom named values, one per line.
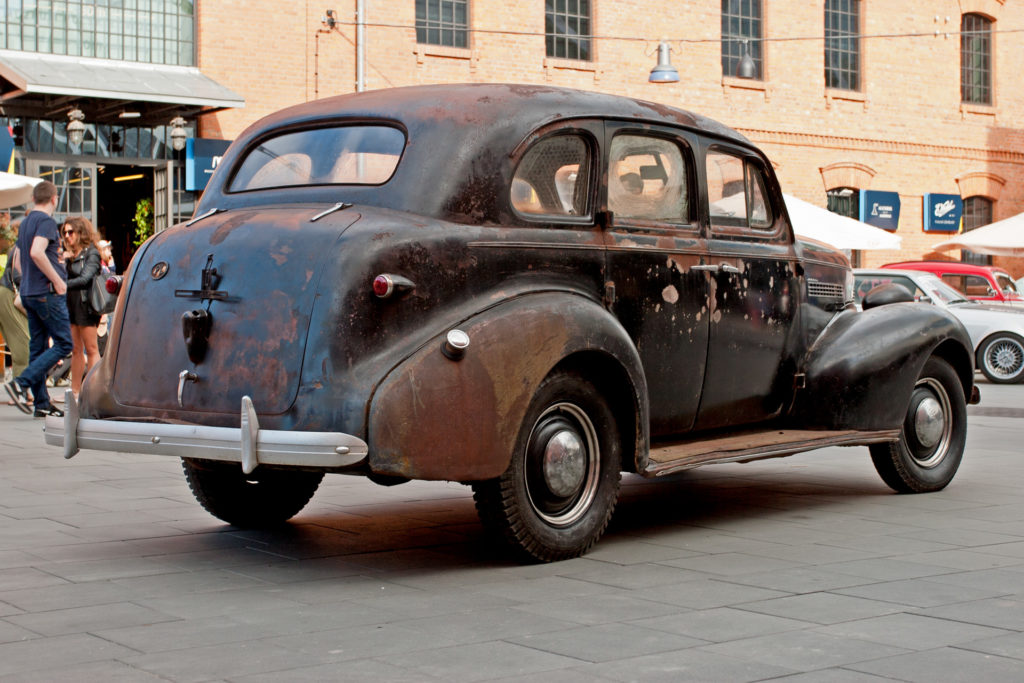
left=0, top=49, right=244, bottom=125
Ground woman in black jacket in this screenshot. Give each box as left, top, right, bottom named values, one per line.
left=62, top=216, right=102, bottom=398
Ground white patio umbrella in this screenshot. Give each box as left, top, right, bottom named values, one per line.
left=0, top=171, right=42, bottom=209
left=931, top=211, right=1024, bottom=256
left=783, top=194, right=902, bottom=251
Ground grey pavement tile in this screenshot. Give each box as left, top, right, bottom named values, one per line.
left=348, top=585, right=519, bottom=619
left=0, top=633, right=139, bottom=677
left=0, top=620, right=38, bottom=645
left=655, top=552, right=803, bottom=576
left=122, top=640, right=335, bottom=683
left=891, top=528, right=1024, bottom=548
left=0, top=579, right=143, bottom=612
left=263, top=574, right=429, bottom=606
left=898, top=548, right=1024, bottom=571
left=229, top=658, right=447, bottom=682
left=0, top=659, right=169, bottom=682
left=471, top=575, right=627, bottom=603
left=816, top=557, right=959, bottom=582
left=581, top=537, right=707, bottom=565
left=814, top=612, right=1011, bottom=651
left=699, top=630, right=909, bottom=672
left=959, top=632, right=1024, bottom=660
left=383, top=640, right=581, bottom=681
left=738, top=592, right=904, bottom=625
left=137, top=589, right=307, bottom=620
left=33, top=556, right=184, bottom=582
left=0, top=567, right=69, bottom=592
left=719, top=566, right=873, bottom=594
left=846, top=646, right=1024, bottom=682
left=513, top=592, right=681, bottom=626
left=923, top=567, right=1024, bottom=595
left=631, top=606, right=810, bottom=642
left=917, top=597, right=1024, bottom=631
left=226, top=556, right=368, bottom=584
left=110, top=568, right=271, bottom=598
left=268, top=621, right=460, bottom=661
left=0, top=552, right=37, bottom=570
left=765, top=670, right=897, bottom=682
left=978, top=541, right=1024, bottom=559
left=574, top=648, right=797, bottom=682
left=94, top=614, right=287, bottom=653
left=398, top=606, right=577, bottom=644
left=488, top=668, right=616, bottom=683
left=5, top=601, right=180, bottom=637
left=834, top=577, right=1008, bottom=608
left=819, top=534, right=958, bottom=557
left=633, top=577, right=792, bottom=609
left=563, top=561, right=710, bottom=590
left=508, top=622, right=705, bottom=663
left=0, top=601, right=22, bottom=618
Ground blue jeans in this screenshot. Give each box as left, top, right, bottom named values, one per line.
left=17, top=293, right=73, bottom=409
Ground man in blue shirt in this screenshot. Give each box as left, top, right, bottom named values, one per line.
left=4, top=181, right=72, bottom=417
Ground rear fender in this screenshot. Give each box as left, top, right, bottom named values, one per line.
left=791, top=303, right=974, bottom=430
left=367, top=292, right=648, bottom=481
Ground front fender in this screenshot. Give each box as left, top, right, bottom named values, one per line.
left=791, top=303, right=973, bottom=430
left=367, top=292, right=648, bottom=481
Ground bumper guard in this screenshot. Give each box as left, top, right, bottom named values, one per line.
left=45, top=392, right=368, bottom=473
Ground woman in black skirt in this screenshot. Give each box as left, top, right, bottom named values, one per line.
left=62, top=216, right=102, bottom=398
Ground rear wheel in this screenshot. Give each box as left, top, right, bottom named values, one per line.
left=978, top=333, right=1024, bottom=384
left=869, top=357, right=966, bottom=493
left=471, top=371, right=621, bottom=562
left=182, top=458, right=324, bottom=527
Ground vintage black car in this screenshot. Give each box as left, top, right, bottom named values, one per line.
left=47, top=84, right=979, bottom=562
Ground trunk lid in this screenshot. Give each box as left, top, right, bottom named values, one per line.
left=112, top=206, right=358, bottom=415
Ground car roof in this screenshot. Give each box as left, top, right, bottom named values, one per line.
left=197, top=84, right=757, bottom=224
left=883, top=261, right=1007, bottom=276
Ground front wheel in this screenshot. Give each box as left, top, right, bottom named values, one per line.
left=978, top=333, right=1024, bottom=384
left=182, top=458, right=324, bottom=527
left=471, top=371, right=622, bottom=562
left=869, top=357, right=966, bottom=493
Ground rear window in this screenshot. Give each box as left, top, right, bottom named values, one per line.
left=229, top=125, right=405, bottom=191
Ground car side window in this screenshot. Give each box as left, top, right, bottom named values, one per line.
left=855, top=275, right=926, bottom=303
left=608, top=135, right=689, bottom=222
left=511, top=134, right=591, bottom=218
left=706, top=149, right=774, bottom=232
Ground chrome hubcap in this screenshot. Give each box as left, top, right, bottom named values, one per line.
left=543, top=430, right=586, bottom=497
left=986, top=339, right=1024, bottom=379
left=913, top=397, right=944, bottom=449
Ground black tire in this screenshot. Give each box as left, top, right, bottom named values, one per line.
left=182, top=458, right=324, bottom=527
left=869, top=357, right=966, bottom=493
left=471, top=371, right=621, bottom=562
left=978, top=333, right=1024, bottom=384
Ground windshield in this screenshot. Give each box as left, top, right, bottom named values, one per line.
left=917, top=273, right=972, bottom=304
left=995, top=271, right=1019, bottom=295
left=229, top=125, right=405, bottom=191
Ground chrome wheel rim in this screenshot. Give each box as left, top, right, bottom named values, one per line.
left=984, top=338, right=1024, bottom=381
left=524, top=402, right=600, bottom=527
left=903, top=377, right=953, bottom=468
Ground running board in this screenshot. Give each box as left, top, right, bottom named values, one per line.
left=643, top=428, right=900, bottom=477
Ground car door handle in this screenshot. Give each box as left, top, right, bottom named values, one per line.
left=720, top=263, right=742, bottom=274
left=690, top=264, right=720, bottom=273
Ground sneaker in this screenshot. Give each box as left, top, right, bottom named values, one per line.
left=33, top=404, right=64, bottom=419
left=4, top=380, right=32, bottom=415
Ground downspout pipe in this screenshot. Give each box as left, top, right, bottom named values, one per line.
left=356, top=0, right=365, bottom=92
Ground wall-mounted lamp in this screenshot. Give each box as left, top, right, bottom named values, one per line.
left=66, top=108, right=86, bottom=147
left=735, top=39, right=757, bottom=79
left=649, top=41, right=679, bottom=83
left=323, top=9, right=337, bottom=29
left=169, top=116, right=189, bottom=151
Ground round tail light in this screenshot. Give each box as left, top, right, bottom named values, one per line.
left=105, top=275, right=123, bottom=294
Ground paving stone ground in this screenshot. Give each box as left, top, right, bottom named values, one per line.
left=0, top=379, right=1022, bottom=682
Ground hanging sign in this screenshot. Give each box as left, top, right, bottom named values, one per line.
left=923, top=193, right=963, bottom=232
left=185, top=138, right=232, bottom=191
left=859, top=190, right=901, bottom=232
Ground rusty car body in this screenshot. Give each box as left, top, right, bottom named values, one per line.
left=47, top=84, right=978, bottom=562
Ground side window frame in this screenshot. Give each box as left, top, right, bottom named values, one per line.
left=604, top=126, right=698, bottom=232
left=509, top=127, right=599, bottom=226
left=704, top=143, right=783, bottom=241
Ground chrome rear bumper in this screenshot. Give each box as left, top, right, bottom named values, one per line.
left=44, top=392, right=368, bottom=473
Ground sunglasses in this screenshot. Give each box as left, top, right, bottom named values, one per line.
left=63, top=228, right=74, bottom=236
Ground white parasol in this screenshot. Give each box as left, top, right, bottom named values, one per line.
left=931, top=211, right=1024, bottom=256
left=0, top=171, right=43, bottom=210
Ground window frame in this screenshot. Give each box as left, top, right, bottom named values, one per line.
left=962, top=195, right=994, bottom=265
left=721, top=0, right=763, bottom=80
left=705, top=145, right=781, bottom=240
left=961, top=13, right=993, bottom=105
left=509, top=129, right=598, bottom=225
left=824, top=0, right=861, bottom=92
left=605, top=130, right=697, bottom=231
left=545, top=0, right=592, bottom=61
left=415, top=0, right=469, bottom=49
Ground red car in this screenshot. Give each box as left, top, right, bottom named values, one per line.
left=882, top=261, right=1024, bottom=306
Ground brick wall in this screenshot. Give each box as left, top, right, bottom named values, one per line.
left=196, top=0, right=1024, bottom=273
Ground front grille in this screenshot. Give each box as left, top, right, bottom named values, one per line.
left=807, top=279, right=844, bottom=300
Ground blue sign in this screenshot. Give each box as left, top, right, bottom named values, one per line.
left=923, top=193, right=963, bottom=232
left=0, top=125, right=14, bottom=173
left=185, top=138, right=232, bottom=191
left=860, top=190, right=901, bottom=232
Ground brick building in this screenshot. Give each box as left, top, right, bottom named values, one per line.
left=2, top=1, right=1023, bottom=273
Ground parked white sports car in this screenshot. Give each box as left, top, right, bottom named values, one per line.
left=856, top=269, right=1024, bottom=383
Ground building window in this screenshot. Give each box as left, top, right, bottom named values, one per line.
left=827, top=187, right=860, bottom=265
left=961, top=14, right=992, bottom=105
left=962, top=196, right=993, bottom=265
left=825, top=0, right=860, bottom=90
left=721, top=1, right=763, bottom=79
left=0, top=1, right=195, bottom=66
left=416, top=0, right=468, bottom=48
left=546, top=0, right=591, bottom=61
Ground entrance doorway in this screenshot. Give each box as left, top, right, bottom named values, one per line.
left=97, top=164, right=154, bottom=273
